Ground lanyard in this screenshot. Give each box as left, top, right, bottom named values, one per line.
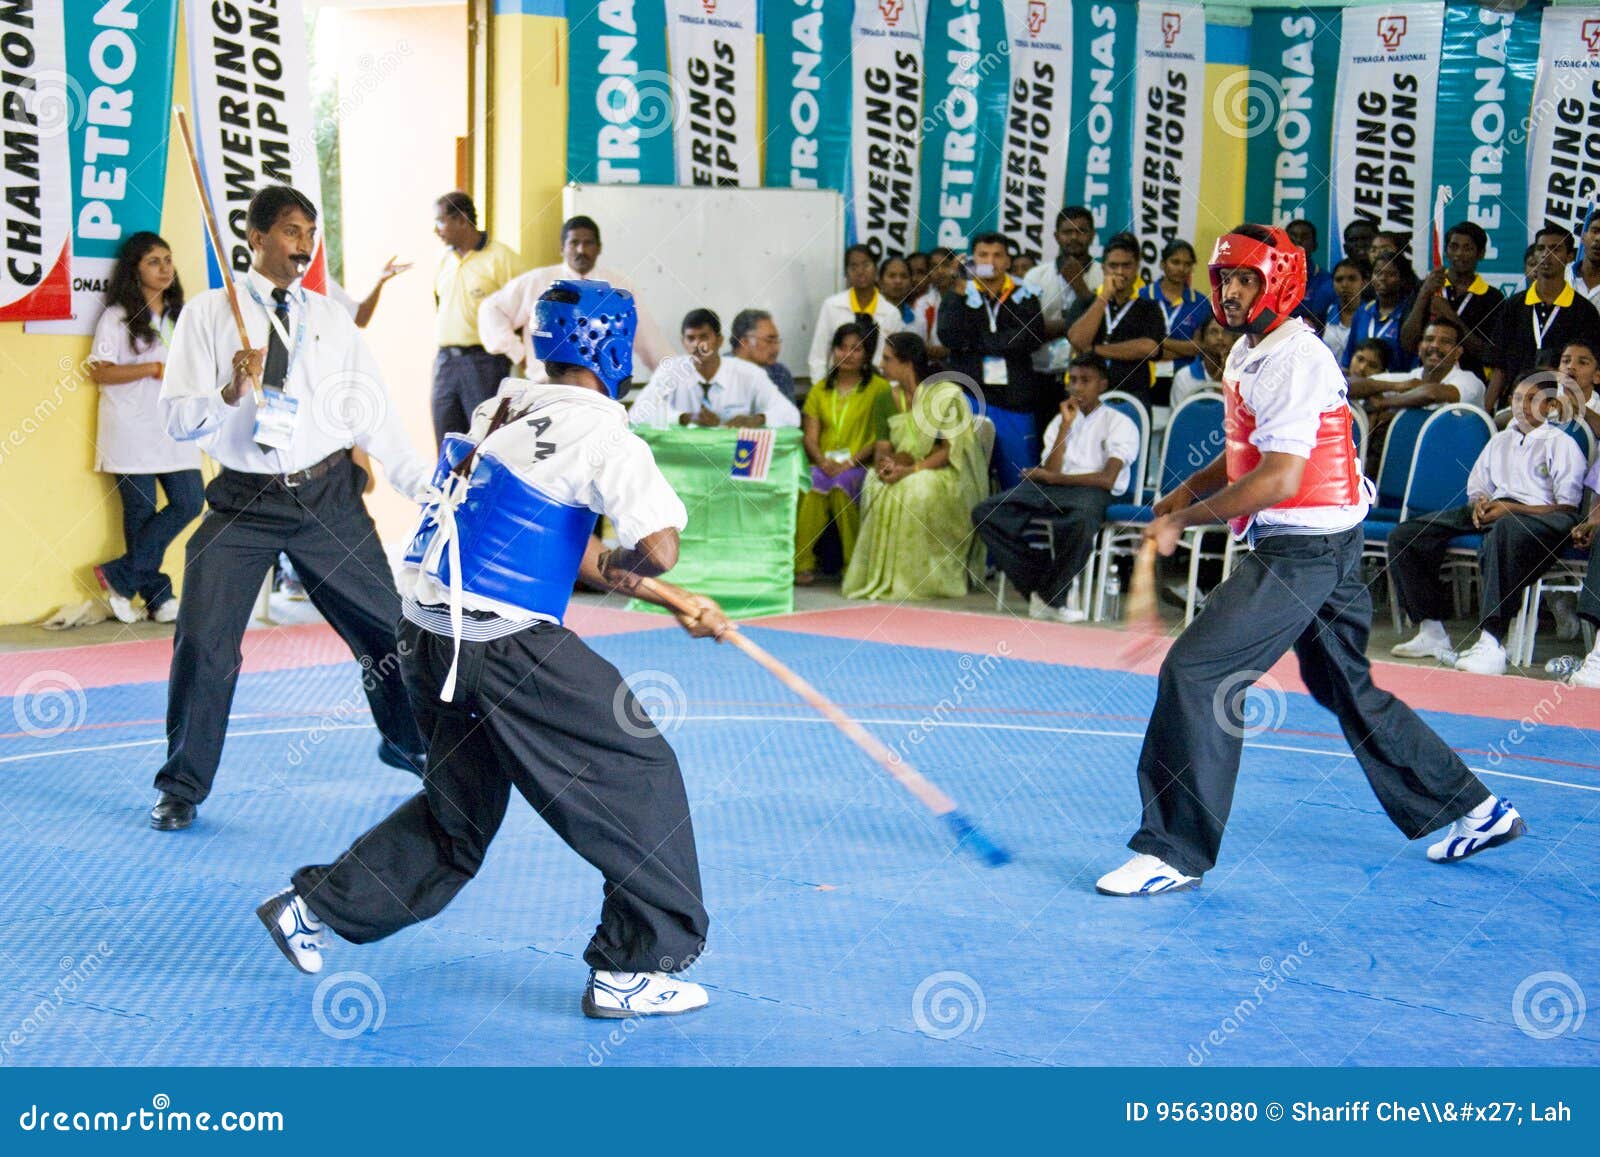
left=244, top=282, right=307, bottom=384
left=1104, top=297, right=1135, bottom=337
left=1369, top=305, right=1399, bottom=342
left=826, top=382, right=858, bottom=432
left=1532, top=303, right=1562, bottom=349
left=979, top=277, right=1014, bottom=334
left=1157, top=293, right=1188, bottom=334
left=150, top=313, right=173, bottom=350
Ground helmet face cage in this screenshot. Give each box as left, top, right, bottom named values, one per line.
left=532, top=281, right=637, bottom=397
left=1208, top=228, right=1307, bottom=335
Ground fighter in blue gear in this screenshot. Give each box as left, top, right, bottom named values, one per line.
left=259, top=281, right=728, bottom=1019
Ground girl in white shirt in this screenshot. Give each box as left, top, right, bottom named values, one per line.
left=807, top=243, right=905, bottom=381
left=87, top=232, right=204, bottom=624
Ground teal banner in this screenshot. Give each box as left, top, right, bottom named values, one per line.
left=763, top=0, right=853, bottom=191
left=566, top=0, right=675, bottom=185
left=1241, top=8, right=1341, bottom=239
left=1433, top=1, right=1543, bottom=281
left=918, top=0, right=1010, bottom=251
left=1066, top=0, right=1139, bottom=252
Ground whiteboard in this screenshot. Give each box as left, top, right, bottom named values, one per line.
left=562, top=183, right=844, bottom=384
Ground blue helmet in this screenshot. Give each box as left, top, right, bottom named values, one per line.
left=532, top=280, right=637, bottom=398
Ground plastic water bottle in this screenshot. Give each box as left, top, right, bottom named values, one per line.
left=1545, top=655, right=1580, bottom=679
left=1104, top=565, right=1122, bottom=620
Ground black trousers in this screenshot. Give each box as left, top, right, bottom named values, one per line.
left=293, top=619, right=709, bottom=974
left=1388, top=506, right=1578, bottom=639
left=432, top=347, right=510, bottom=445
left=1578, top=540, right=1600, bottom=628
left=972, top=482, right=1112, bottom=606
left=1129, top=527, right=1487, bottom=877
left=153, top=456, right=423, bottom=805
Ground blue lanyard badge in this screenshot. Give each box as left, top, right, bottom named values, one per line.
left=243, top=282, right=308, bottom=383
left=252, top=388, right=300, bottom=450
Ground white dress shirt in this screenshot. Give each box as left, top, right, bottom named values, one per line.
left=627, top=354, right=801, bottom=428
left=1467, top=421, right=1586, bottom=507
left=1372, top=366, right=1487, bottom=410
left=88, top=304, right=201, bottom=474
left=159, top=268, right=430, bottom=498
left=807, top=288, right=905, bottom=382
left=1171, top=363, right=1223, bottom=409
left=1038, top=402, right=1140, bottom=496
left=1025, top=259, right=1104, bottom=373
left=476, top=263, right=673, bottom=382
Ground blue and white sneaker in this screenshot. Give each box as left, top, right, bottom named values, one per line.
left=1427, top=798, right=1527, bottom=862
left=256, top=888, right=329, bottom=974
left=1095, top=853, right=1202, bottom=896
left=582, top=970, right=709, bottom=1018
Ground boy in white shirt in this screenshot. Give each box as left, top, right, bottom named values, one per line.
left=1350, top=316, right=1486, bottom=415
left=628, top=308, right=801, bottom=429
left=1389, top=373, right=1586, bottom=675
left=1558, top=456, right=1600, bottom=686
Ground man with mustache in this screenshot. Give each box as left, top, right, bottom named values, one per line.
left=149, top=185, right=431, bottom=832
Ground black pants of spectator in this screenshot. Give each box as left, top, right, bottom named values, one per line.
left=1387, top=506, right=1578, bottom=640
left=972, top=482, right=1111, bottom=606
left=1128, top=527, right=1487, bottom=878
left=101, top=470, right=205, bottom=612
left=153, top=455, right=424, bottom=805
left=1579, top=540, right=1600, bottom=628
left=293, top=618, right=708, bottom=974
left=432, top=346, right=511, bottom=444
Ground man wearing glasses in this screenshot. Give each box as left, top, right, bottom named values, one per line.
left=729, top=309, right=796, bottom=402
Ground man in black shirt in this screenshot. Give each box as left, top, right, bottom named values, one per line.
left=1490, top=226, right=1600, bottom=411
left=1400, top=221, right=1505, bottom=382
left=1067, top=234, right=1165, bottom=410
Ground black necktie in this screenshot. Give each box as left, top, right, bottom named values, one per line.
left=263, top=287, right=290, bottom=389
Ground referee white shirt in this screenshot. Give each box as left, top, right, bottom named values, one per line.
left=627, top=354, right=801, bottom=428
left=159, top=268, right=430, bottom=498
left=477, top=263, right=674, bottom=381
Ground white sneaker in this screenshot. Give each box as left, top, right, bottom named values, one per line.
left=1391, top=620, right=1450, bottom=660
left=582, top=970, right=709, bottom=1018
left=107, top=592, right=144, bottom=624
left=1453, top=632, right=1508, bottom=676
left=1427, top=798, right=1527, bottom=862
left=151, top=599, right=179, bottom=624
left=1567, top=650, right=1600, bottom=689
left=1095, top=853, right=1201, bottom=896
left=1056, top=605, right=1087, bottom=623
left=256, top=888, right=328, bottom=974
left=1027, top=592, right=1053, bottom=620
left=1551, top=593, right=1581, bottom=642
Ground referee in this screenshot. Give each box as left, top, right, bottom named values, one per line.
left=151, top=185, right=431, bottom=832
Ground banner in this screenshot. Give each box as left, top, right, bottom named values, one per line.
left=1066, top=0, right=1138, bottom=256
left=918, top=0, right=1008, bottom=251
left=1525, top=6, right=1600, bottom=246
left=0, top=0, right=72, bottom=322
left=1330, top=4, right=1446, bottom=266
left=763, top=0, right=852, bottom=190
left=566, top=0, right=675, bottom=185
left=667, top=0, right=758, bottom=186
left=1130, top=1, right=1205, bottom=282
left=850, top=0, right=927, bottom=259
left=27, top=0, right=179, bottom=337
left=184, top=0, right=327, bottom=291
left=997, top=0, right=1072, bottom=266
left=1240, top=9, right=1341, bottom=236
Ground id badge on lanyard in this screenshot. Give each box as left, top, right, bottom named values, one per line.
left=1532, top=304, right=1561, bottom=350
left=253, top=389, right=300, bottom=449
left=1154, top=298, right=1180, bottom=378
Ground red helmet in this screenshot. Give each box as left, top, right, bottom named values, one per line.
left=1208, top=226, right=1306, bottom=335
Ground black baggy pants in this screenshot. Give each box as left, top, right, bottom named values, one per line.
left=972, top=482, right=1112, bottom=606
left=431, top=347, right=510, bottom=445
left=1388, top=505, right=1578, bottom=640
left=293, top=618, right=709, bottom=974
left=1128, top=526, right=1489, bottom=878
left=153, top=456, right=424, bottom=805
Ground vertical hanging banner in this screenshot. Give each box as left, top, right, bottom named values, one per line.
left=997, top=0, right=1073, bottom=266
left=1240, top=9, right=1341, bottom=236
left=763, top=0, right=852, bottom=190
left=1130, top=1, right=1206, bottom=282
left=667, top=0, right=758, bottom=186
left=1525, top=6, right=1600, bottom=247
left=1330, top=4, right=1446, bottom=269
left=184, top=0, right=327, bottom=292
left=1066, top=0, right=1137, bottom=255
left=850, top=0, right=927, bottom=259
left=27, top=0, right=180, bottom=337
left=0, top=0, right=72, bottom=322
left=566, top=0, right=675, bottom=185
left=918, top=0, right=1009, bottom=251
left=1433, top=1, right=1542, bottom=284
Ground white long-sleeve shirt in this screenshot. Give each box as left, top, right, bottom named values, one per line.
left=626, top=354, right=801, bottom=428
left=476, top=263, right=673, bottom=382
left=1467, top=421, right=1586, bottom=507
left=807, top=288, right=905, bottom=382
left=159, top=268, right=430, bottom=498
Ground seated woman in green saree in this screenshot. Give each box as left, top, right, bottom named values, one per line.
left=843, top=332, right=990, bottom=600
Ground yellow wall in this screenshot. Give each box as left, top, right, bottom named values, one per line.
left=490, top=13, right=568, bottom=265
left=1196, top=59, right=1251, bottom=265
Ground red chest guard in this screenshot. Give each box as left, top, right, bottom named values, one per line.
left=1222, top=375, right=1362, bottom=532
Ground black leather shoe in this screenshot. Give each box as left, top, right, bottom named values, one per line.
left=377, top=737, right=427, bottom=776
left=150, top=793, right=196, bottom=831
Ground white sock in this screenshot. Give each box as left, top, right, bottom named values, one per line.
left=1478, top=630, right=1503, bottom=650
left=1417, top=619, right=1447, bottom=641
left=1466, top=795, right=1498, bottom=820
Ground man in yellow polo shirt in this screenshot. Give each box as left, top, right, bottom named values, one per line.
left=432, top=191, right=519, bottom=444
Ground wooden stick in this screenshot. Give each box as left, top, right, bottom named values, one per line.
left=1117, top=539, right=1165, bottom=664
left=172, top=106, right=263, bottom=405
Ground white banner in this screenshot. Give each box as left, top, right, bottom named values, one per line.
left=997, top=0, right=1072, bottom=266
left=1130, top=1, right=1205, bottom=284
left=667, top=0, right=758, bottom=187
left=0, top=0, right=72, bottom=321
left=850, top=0, right=927, bottom=258
left=183, top=0, right=327, bottom=291
left=1331, top=3, right=1445, bottom=271
left=1525, top=7, right=1600, bottom=242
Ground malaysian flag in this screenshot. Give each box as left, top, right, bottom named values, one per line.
left=730, top=428, right=775, bottom=482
